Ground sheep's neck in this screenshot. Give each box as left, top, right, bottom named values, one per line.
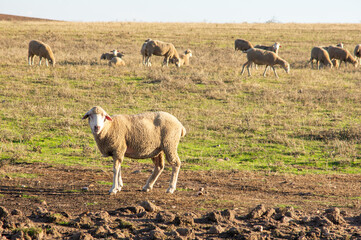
left=93, top=122, right=113, bottom=156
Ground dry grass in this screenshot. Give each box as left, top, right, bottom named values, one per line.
left=0, top=21, right=360, bottom=173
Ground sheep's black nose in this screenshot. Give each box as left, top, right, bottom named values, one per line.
left=94, top=126, right=100, bottom=133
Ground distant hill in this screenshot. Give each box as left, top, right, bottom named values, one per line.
left=0, top=13, right=57, bottom=21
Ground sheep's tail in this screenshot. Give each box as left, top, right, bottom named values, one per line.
left=181, top=126, right=186, bottom=137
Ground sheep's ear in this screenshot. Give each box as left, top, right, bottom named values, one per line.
left=82, top=113, right=89, bottom=120
left=106, top=115, right=113, bottom=121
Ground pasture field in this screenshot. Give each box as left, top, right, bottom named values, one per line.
left=0, top=21, right=360, bottom=173
left=0, top=20, right=361, bottom=238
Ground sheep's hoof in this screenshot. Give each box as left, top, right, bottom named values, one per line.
left=109, top=187, right=121, bottom=195
left=166, top=188, right=175, bottom=194
left=142, top=186, right=152, bottom=192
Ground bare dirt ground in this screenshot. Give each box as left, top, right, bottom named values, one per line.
left=0, top=162, right=361, bottom=239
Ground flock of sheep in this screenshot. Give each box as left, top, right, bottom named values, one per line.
left=235, top=38, right=360, bottom=78
left=27, top=39, right=193, bottom=68
left=26, top=37, right=360, bottom=195
left=28, top=38, right=360, bottom=79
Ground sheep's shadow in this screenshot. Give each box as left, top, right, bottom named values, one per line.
left=57, top=60, right=102, bottom=66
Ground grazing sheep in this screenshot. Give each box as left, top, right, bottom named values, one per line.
left=82, top=106, right=186, bottom=195
left=241, top=48, right=290, bottom=78
left=141, top=39, right=152, bottom=66
left=234, top=39, right=253, bottom=52
left=144, top=40, right=180, bottom=67
left=108, top=57, right=125, bottom=66
left=354, top=44, right=361, bottom=63
left=28, top=40, right=55, bottom=67
left=309, top=46, right=333, bottom=69
left=170, top=49, right=192, bottom=66
left=254, top=42, right=281, bottom=54
left=327, top=46, right=358, bottom=67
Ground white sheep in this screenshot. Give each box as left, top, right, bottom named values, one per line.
left=234, top=39, right=253, bottom=52
left=141, top=38, right=152, bottom=66
left=327, top=46, right=358, bottom=68
left=241, top=48, right=290, bottom=78
left=82, top=106, right=186, bottom=195
left=309, top=46, right=333, bottom=69
left=101, top=51, right=124, bottom=60
left=254, top=42, right=281, bottom=54
left=354, top=44, right=361, bottom=64
left=144, top=40, right=180, bottom=67
left=28, top=40, right=55, bottom=67
left=108, top=57, right=125, bottom=67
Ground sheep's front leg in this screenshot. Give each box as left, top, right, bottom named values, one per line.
left=240, top=61, right=248, bottom=75
left=109, top=157, right=123, bottom=195
left=271, top=66, right=279, bottom=78
left=263, top=66, right=269, bottom=76
left=45, top=59, right=49, bottom=67
left=142, top=153, right=165, bottom=192
left=162, top=57, right=169, bottom=67
left=246, top=62, right=252, bottom=76
left=145, top=56, right=151, bottom=67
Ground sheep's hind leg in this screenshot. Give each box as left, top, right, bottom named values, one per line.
left=109, top=157, right=123, bottom=195
left=164, top=150, right=181, bottom=194
left=142, top=153, right=165, bottom=192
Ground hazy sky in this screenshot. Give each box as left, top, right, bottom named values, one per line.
left=1, top=0, right=361, bottom=23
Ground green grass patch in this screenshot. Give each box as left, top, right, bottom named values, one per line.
left=96, top=181, right=113, bottom=186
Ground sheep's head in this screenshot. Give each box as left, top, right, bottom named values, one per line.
left=82, top=106, right=112, bottom=135
left=185, top=49, right=192, bottom=57
left=111, top=49, right=119, bottom=56
left=172, top=57, right=181, bottom=67
left=337, top=43, right=344, bottom=48
left=352, top=59, right=358, bottom=67
left=273, top=42, right=281, bottom=51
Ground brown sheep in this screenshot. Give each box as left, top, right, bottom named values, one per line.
left=309, top=47, right=333, bottom=69
left=144, top=40, right=180, bottom=67
left=241, top=48, right=290, bottom=78
left=82, top=106, right=186, bottom=195
left=234, top=39, right=253, bottom=52
left=28, top=40, right=55, bottom=67
left=327, top=46, right=358, bottom=68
